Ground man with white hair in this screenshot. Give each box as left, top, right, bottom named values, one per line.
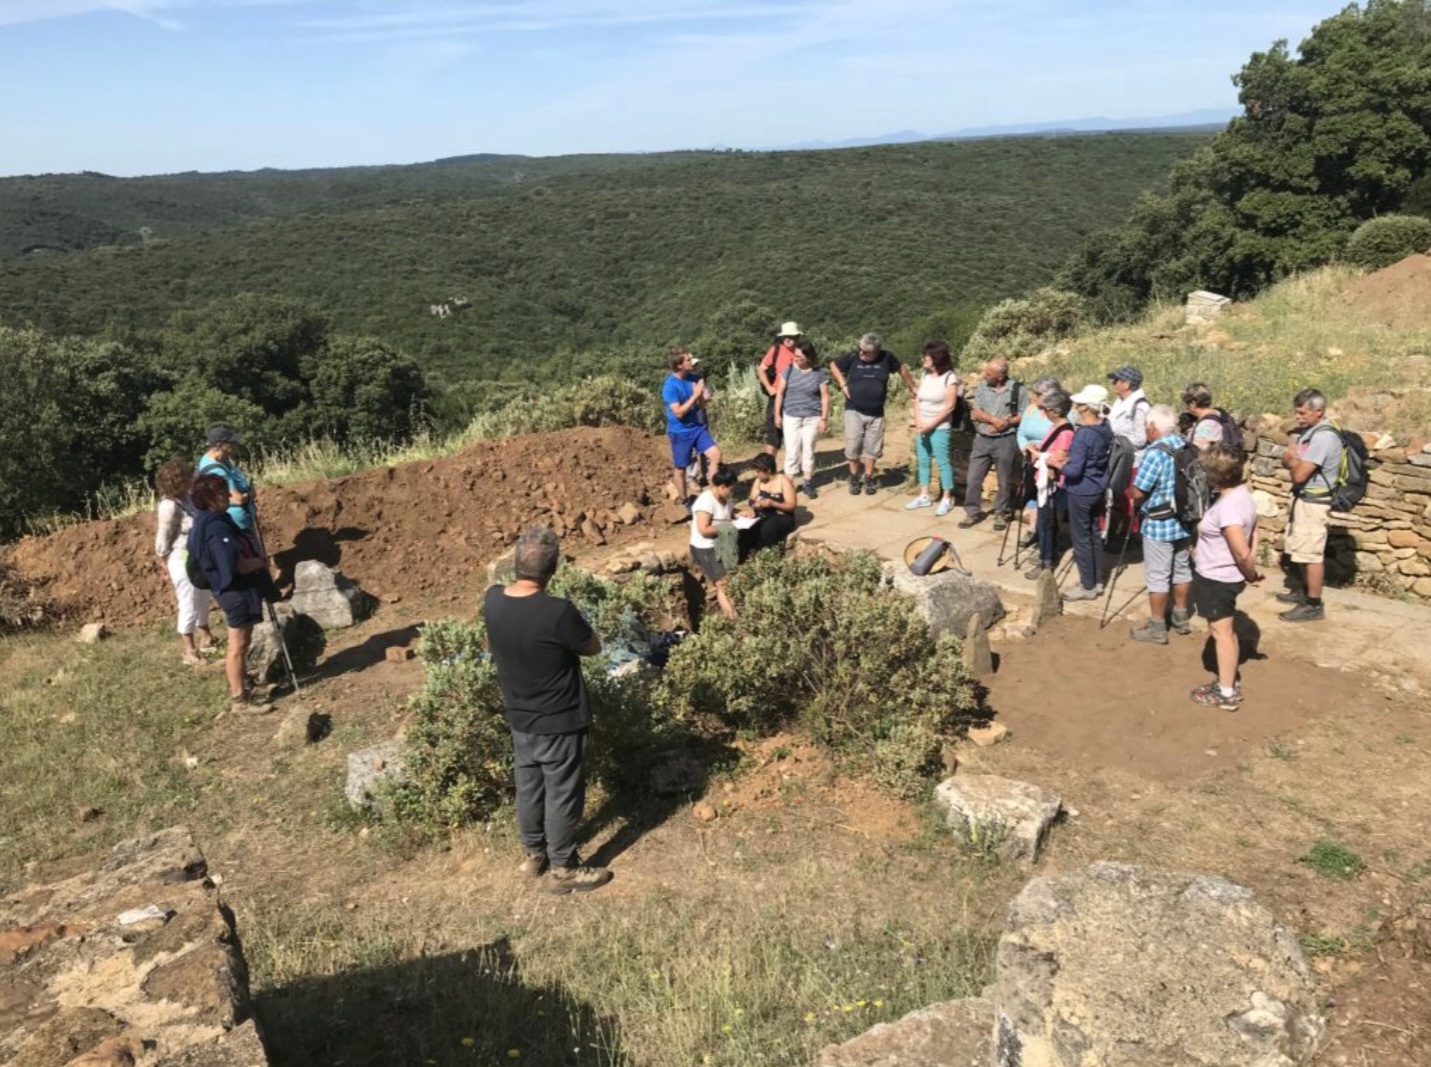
left=830, top=332, right=916, bottom=495
left=1126, top=404, right=1192, bottom=644
left=960, top=358, right=1023, bottom=530
left=1277, top=387, right=1342, bottom=623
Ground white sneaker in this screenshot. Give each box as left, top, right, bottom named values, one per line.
left=935, top=499, right=953, bottom=517
left=905, top=495, right=932, bottom=511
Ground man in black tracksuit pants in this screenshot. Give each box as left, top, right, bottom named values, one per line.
left=483, top=527, right=611, bottom=894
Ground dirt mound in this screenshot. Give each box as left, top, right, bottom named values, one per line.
left=4, top=426, right=677, bottom=627
left=1338, top=252, right=1431, bottom=331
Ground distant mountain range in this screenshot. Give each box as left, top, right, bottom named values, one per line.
left=761, top=108, right=1237, bottom=151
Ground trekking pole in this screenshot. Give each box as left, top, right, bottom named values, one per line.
left=1099, top=530, right=1134, bottom=628
left=1012, top=461, right=1033, bottom=570
left=996, top=510, right=1013, bottom=567
left=247, top=500, right=302, bottom=696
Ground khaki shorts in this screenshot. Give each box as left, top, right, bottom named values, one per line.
left=843, top=410, right=886, bottom=461
left=1286, top=497, right=1331, bottom=564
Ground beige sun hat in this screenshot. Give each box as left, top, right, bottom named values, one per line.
left=778, top=321, right=802, bottom=338
left=1069, top=384, right=1110, bottom=407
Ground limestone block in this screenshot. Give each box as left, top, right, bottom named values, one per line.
left=961, top=616, right=995, bottom=678
left=345, top=739, right=407, bottom=813
left=246, top=604, right=323, bottom=686
left=935, top=775, right=1061, bottom=863
left=993, top=863, right=1324, bottom=1067
left=818, top=997, right=993, bottom=1067
left=289, top=561, right=371, bottom=630
left=884, top=564, right=1005, bottom=640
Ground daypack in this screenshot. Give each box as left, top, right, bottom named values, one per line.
left=1106, top=435, right=1136, bottom=496
left=1197, top=409, right=1245, bottom=455
left=1309, top=422, right=1369, bottom=512
left=184, top=529, right=212, bottom=592
left=1146, top=441, right=1211, bottom=526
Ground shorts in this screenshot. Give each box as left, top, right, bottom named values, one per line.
left=690, top=545, right=727, bottom=583
left=1193, top=571, right=1245, bottom=623
left=669, top=427, right=717, bottom=469
left=217, top=587, right=264, bottom=630
left=1141, top=536, right=1192, bottom=593
left=763, top=396, right=782, bottom=448
left=843, top=410, right=886, bottom=461
left=1285, top=497, right=1331, bottom=564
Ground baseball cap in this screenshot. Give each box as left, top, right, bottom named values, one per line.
left=206, top=426, right=243, bottom=447
left=1106, top=365, right=1144, bottom=388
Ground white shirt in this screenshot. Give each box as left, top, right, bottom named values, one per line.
left=1108, top=387, right=1150, bottom=460
left=689, top=490, right=732, bottom=550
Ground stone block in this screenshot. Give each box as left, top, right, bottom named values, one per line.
left=961, top=615, right=994, bottom=678
left=935, top=775, right=1061, bottom=863
left=246, top=604, right=323, bottom=686
left=345, top=739, right=407, bottom=813
left=75, top=623, right=107, bottom=644
left=290, top=561, right=370, bottom=630
left=885, top=564, right=1005, bottom=640
left=818, top=997, right=992, bottom=1067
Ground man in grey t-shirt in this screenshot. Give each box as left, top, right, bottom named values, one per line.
left=1278, top=387, right=1343, bottom=623
left=959, top=359, right=1023, bottom=531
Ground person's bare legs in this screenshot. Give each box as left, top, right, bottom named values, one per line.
left=1303, top=560, right=1325, bottom=599
left=1147, top=590, right=1169, bottom=624
left=226, top=624, right=252, bottom=698
left=672, top=467, right=688, bottom=502
left=1172, top=581, right=1191, bottom=616
left=1209, top=616, right=1239, bottom=689
left=713, top=580, right=737, bottom=620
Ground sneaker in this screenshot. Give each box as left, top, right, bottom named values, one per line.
left=802, top=480, right=817, bottom=500
left=935, top=499, right=953, bottom=517
left=547, top=864, right=613, bottom=895
left=1190, top=681, right=1242, bottom=712
left=1130, top=620, right=1169, bottom=645
left=958, top=512, right=986, bottom=529
left=1062, top=585, right=1101, bottom=602
left=229, top=690, right=274, bottom=716
left=182, top=651, right=206, bottom=668
left=1274, top=589, right=1306, bottom=606
left=905, top=494, right=933, bottom=511
left=1019, top=532, right=1038, bottom=549
left=864, top=477, right=877, bottom=496
left=1169, top=610, right=1192, bottom=636
left=519, top=852, right=549, bottom=879
left=1279, top=602, right=1325, bottom=623
left=848, top=475, right=862, bottom=496
left=1024, top=564, right=1052, bottom=580
left=991, top=515, right=1009, bottom=532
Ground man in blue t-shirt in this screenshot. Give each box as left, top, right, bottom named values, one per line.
left=196, top=426, right=257, bottom=533
left=661, top=347, right=721, bottom=504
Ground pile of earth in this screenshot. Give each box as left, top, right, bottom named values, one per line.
left=3, top=426, right=678, bottom=627
left=1337, top=252, right=1431, bottom=331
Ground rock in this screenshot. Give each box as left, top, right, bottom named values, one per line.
left=993, top=863, right=1325, bottom=1067
left=65, top=1036, right=146, bottom=1066
left=617, top=502, right=642, bottom=525
left=885, top=564, right=1005, bottom=639
left=935, top=775, right=1061, bottom=863
left=1029, top=570, right=1061, bottom=629
left=661, top=503, right=690, bottom=525
left=581, top=519, right=606, bottom=545
left=1251, top=488, right=1281, bottom=519
left=691, top=801, right=718, bottom=823
left=289, top=561, right=370, bottom=630
left=1184, top=290, right=1231, bottom=325
left=968, top=722, right=1010, bottom=747
left=77, top=806, right=103, bottom=824
left=152, top=1020, right=268, bottom=1066
left=649, top=751, right=706, bottom=796
left=345, top=739, right=408, bottom=813
left=246, top=604, right=324, bottom=686
left=384, top=646, right=415, bottom=663
left=273, top=706, right=328, bottom=749
left=818, top=997, right=993, bottom=1067
left=1388, top=529, right=1420, bottom=549
left=639, top=554, right=664, bottom=575
left=1400, top=558, right=1431, bottom=577
left=75, top=623, right=107, bottom=645
left=1414, top=577, right=1431, bottom=598
left=961, top=616, right=994, bottom=678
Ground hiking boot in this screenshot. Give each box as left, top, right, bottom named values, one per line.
left=519, top=851, right=549, bottom=879
left=1279, top=602, right=1325, bottom=623
left=547, top=863, right=613, bottom=895
left=1019, top=532, right=1038, bottom=549
left=958, top=512, right=987, bottom=529
left=905, top=494, right=933, bottom=511
left=802, top=480, right=817, bottom=500
left=1274, top=588, right=1306, bottom=606
left=847, top=474, right=862, bottom=496
left=863, top=477, right=877, bottom=495
left=1190, top=681, right=1242, bottom=712
left=1024, top=564, right=1052, bottom=580
left=229, top=690, right=274, bottom=716
left=1062, top=585, right=1101, bottom=602
left=991, top=514, right=1010, bottom=532
left=1130, top=620, right=1169, bottom=645
left=1169, top=609, right=1192, bottom=636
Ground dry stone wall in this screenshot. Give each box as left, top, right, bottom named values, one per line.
left=1246, top=415, right=1431, bottom=602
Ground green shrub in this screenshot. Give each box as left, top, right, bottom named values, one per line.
left=461, top=372, right=661, bottom=442
left=708, top=360, right=769, bottom=448
left=1344, top=214, right=1431, bottom=271
left=961, top=287, right=1086, bottom=364
left=655, top=550, right=979, bottom=797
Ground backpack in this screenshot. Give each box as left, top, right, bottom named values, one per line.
left=1309, top=422, right=1369, bottom=512
left=1106, top=434, right=1136, bottom=496
left=184, top=534, right=212, bottom=592
left=1197, top=409, right=1245, bottom=455
left=1147, top=440, right=1211, bottom=526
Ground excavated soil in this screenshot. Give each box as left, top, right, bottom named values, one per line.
left=1338, top=252, right=1431, bottom=331
left=3, top=426, right=679, bottom=627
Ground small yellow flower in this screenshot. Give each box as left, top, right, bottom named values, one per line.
left=803, top=1012, right=817, bottom=1023
left=507, top=1050, right=521, bottom=1060
left=721, top=1024, right=733, bottom=1033
left=842, top=1004, right=854, bottom=1012
left=856, top=1000, right=867, bottom=1008
left=873, top=999, right=885, bottom=1008
left=461, top=1037, right=475, bottom=1048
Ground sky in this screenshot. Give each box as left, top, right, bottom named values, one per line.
left=0, top=0, right=1342, bottom=176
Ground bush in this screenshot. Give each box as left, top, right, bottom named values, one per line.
left=462, top=373, right=662, bottom=442
left=1344, top=214, right=1431, bottom=271
left=961, top=287, right=1086, bottom=364
left=708, top=360, right=769, bottom=447
left=655, top=550, right=980, bottom=797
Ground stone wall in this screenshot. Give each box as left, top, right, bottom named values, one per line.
left=1246, top=415, right=1431, bottom=602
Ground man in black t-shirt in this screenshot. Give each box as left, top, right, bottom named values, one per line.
left=830, top=331, right=917, bottom=495
left=483, top=527, right=610, bottom=894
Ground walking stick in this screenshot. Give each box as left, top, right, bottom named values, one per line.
left=247, top=498, right=301, bottom=696
left=996, top=508, right=1014, bottom=567
left=1100, top=524, right=1135, bottom=627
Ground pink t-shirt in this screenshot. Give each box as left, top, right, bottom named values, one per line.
left=1195, top=485, right=1258, bottom=583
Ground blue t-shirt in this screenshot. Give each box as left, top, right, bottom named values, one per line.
left=662, top=374, right=700, bottom=433
left=1017, top=405, right=1053, bottom=451
left=196, top=455, right=254, bottom=531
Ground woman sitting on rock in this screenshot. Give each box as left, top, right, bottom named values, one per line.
left=187, top=473, right=276, bottom=715
left=153, top=458, right=218, bottom=666
left=738, top=453, right=798, bottom=560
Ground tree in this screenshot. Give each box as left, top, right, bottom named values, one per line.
left=306, top=336, right=430, bottom=444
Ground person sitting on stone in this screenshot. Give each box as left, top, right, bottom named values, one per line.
left=738, top=453, right=798, bottom=560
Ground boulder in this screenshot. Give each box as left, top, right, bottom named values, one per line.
left=246, top=604, right=324, bottom=686
left=345, top=739, right=407, bottom=813
left=934, top=775, right=1061, bottom=863
left=885, top=564, right=1005, bottom=639
left=272, top=706, right=329, bottom=749
left=289, top=561, right=370, bottom=630
left=818, top=997, right=993, bottom=1067
left=1029, top=570, right=1061, bottom=630
left=993, top=863, right=1325, bottom=1067
left=75, top=623, right=108, bottom=645
left=961, top=616, right=995, bottom=678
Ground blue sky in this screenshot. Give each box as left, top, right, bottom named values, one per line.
left=0, top=0, right=1340, bottom=176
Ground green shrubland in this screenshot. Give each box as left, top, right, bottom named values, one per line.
left=1344, top=214, right=1431, bottom=270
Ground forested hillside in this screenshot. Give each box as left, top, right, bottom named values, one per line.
left=0, top=134, right=1205, bottom=380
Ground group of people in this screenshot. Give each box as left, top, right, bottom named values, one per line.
left=153, top=426, right=279, bottom=716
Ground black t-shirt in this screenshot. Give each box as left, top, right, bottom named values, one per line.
left=482, top=585, right=594, bottom=734
left=834, top=350, right=902, bottom=416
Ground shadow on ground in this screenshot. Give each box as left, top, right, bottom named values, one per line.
left=271, top=526, right=370, bottom=588
left=313, top=624, right=422, bottom=681
left=255, top=935, right=628, bottom=1067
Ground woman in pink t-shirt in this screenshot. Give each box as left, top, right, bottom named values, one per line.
left=1190, top=445, right=1262, bottom=712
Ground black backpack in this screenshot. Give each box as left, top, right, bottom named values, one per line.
left=184, top=510, right=213, bottom=592
left=1309, top=422, right=1369, bottom=512
left=1162, top=441, right=1212, bottom=525
left=1198, top=409, right=1245, bottom=455
left=1106, top=434, right=1136, bottom=496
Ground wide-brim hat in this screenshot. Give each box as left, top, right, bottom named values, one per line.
left=778, top=321, right=802, bottom=338
left=1069, top=384, right=1110, bottom=407
left=902, top=536, right=952, bottom=574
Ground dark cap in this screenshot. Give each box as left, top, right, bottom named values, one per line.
left=206, top=425, right=242, bottom=448
left=1106, top=365, right=1144, bottom=388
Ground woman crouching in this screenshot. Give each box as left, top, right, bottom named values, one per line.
left=187, top=473, right=277, bottom=714
left=690, top=466, right=739, bottom=620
